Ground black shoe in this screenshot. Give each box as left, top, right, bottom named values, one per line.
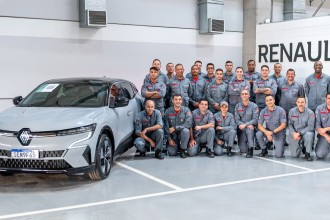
left=305, top=153, right=312, bottom=161
left=207, top=149, right=215, bottom=158
left=284, top=140, right=289, bottom=146
left=255, top=144, right=261, bottom=150
left=234, top=140, right=237, bottom=145
left=180, top=149, right=188, bottom=159
left=227, top=146, right=233, bottom=157
left=246, top=148, right=253, bottom=158
left=301, top=146, right=306, bottom=155
left=267, top=141, right=274, bottom=150
left=140, top=151, right=146, bottom=157
left=259, top=149, right=268, bottom=157
left=155, top=150, right=164, bottom=160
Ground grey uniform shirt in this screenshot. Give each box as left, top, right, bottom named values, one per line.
left=235, top=101, right=259, bottom=126
left=223, top=72, right=236, bottom=84
left=214, top=112, right=236, bottom=140
left=228, top=79, right=250, bottom=106
left=164, top=106, right=192, bottom=141
left=203, top=75, right=215, bottom=86
left=278, top=79, right=305, bottom=113
left=206, top=80, right=228, bottom=109
left=305, top=73, right=330, bottom=111
left=253, top=77, right=278, bottom=108
left=244, top=71, right=261, bottom=102
left=288, top=107, right=315, bottom=135
left=141, top=79, right=166, bottom=112
left=315, top=103, right=330, bottom=130
left=144, top=71, right=169, bottom=85
left=188, top=76, right=207, bottom=106
left=168, top=76, right=190, bottom=106
left=192, top=109, right=215, bottom=137
left=270, top=74, right=285, bottom=85
left=134, top=109, right=163, bottom=135
left=185, top=71, right=206, bottom=80
left=258, top=106, right=287, bottom=131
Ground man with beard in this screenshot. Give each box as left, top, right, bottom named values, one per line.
left=315, top=93, right=330, bottom=159
left=167, top=64, right=190, bottom=107
left=188, top=64, right=207, bottom=111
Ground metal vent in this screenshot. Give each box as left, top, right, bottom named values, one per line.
left=208, top=18, right=224, bottom=33
left=87, top=10, right=107, bottom=27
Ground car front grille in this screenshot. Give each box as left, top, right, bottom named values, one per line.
left=0, top=159, right=72, bottom=170
left=0, top=150, right=65, bottom=158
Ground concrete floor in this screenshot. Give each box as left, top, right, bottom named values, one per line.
left=1, top=146, right=330, bottom=220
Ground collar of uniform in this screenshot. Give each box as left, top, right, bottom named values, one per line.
left=266, top=105, right=277, bottom=113
left=148, top=78, right=159, bottom=84
left=144, top=110, right=155, bottom=118
left=313, top=73, right=324, bottom=78
left=225, top=71, right=233, bottom=76
left=196, top=109, right=208, bottom=116
left=272, top=74, right=283, bottom=79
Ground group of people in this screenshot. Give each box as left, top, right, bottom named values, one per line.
left=134, top=59, right=330, bottom=161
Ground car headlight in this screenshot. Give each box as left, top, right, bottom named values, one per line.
left=57, top=123, right=96, bottom=136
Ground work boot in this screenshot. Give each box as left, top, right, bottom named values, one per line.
left=207, top=148, right=215, bottom=158
left=259, top=148, right=268, bottom=157
left=155, top=150, right=164, bottom=160
left=227, top=146, right=233, bottom=157
left=301, top=146, right=306, bottom=155
left=180, top=148, right=187, bottom=159
left=284, top=140, right=289, bottom=146
left=255, top=143, right=261, bottom=150
left=246, top=147, right=253, bottom=158
left=267, top=141, right=274, bottom=150
left=305, top=153, right=312, bottom=161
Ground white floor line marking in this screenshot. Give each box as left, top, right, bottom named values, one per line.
left=115, top=161, right=183, bottom=191
left=255, top=156, right=313, bottom=171
left=2, top=167, right=330, bottom=219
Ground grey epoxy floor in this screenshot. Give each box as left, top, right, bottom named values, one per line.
left=1, top=145, right=330, bottom=220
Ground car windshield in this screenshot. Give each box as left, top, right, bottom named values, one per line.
left=19, top=81, right=108, bottom=107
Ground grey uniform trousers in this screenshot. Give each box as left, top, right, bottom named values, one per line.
left=188, top=128, right=215, bottom=156
left=315, top=134, right=330, bottom=159
left=288, top=131, right=314, bottom=157
left=214, top=130, right=236, bottom=156
left=167, top=128, right=190, bottom=156
left=237, top=127, right=255, bottom=153
left=256, top=130, right=285, bottom=157
left=134, top=129, right=164, bottom=152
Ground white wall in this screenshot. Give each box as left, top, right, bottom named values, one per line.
left=0, top=0, right=243, bottom=112
left=256, top=16, right=330, bottom=82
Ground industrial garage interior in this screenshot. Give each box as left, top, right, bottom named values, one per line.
left=1, top=0, right=330, bottom=219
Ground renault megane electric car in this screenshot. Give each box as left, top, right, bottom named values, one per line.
left=0, top=78, right=142, bottom=180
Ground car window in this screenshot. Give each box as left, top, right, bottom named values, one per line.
left=20, top=81, right=107, bottom=107
left=120, top=82, right=133, bottom=100
left=109, top=83, right=122, bottom=107
left=130, top=83, right=138, bottom=98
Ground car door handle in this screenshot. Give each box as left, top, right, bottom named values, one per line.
left=127, top=111, right=133, bottom=116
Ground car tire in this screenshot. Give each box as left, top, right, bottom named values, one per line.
left=88, top=134, right=113, bottom=180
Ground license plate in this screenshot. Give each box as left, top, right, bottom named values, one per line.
left=11, top=149, right=39, bottom=159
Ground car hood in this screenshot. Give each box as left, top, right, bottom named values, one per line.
left=0, top=107, right=105, bottom=132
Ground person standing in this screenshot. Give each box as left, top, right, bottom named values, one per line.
left=235, top=90, right=259, bottom=158
left=188, top=65, right=207, bottom=111
left=185, top=60, right=207, bottom=80
left=203, top=63, right=215, bottom=85
left=164, top=94, right=192, bottom=158
left=214, top=101, right=236, bottom=156
left=189, top=99, right=215, bottom=158
left=206, top=68, right=228, bottom=114
left=305, top=61, right=330, bottom=112
left=244, top=59, right=260, bottom=103
left=288, top=97, right=315, bottom=161
left=257, top=95, right=287, bottom=158
left=167, top=64, right=190, bottom=107
left=164, top=62, right=176, bottom=109
left=223, top=60, right=235, bottom=83
left=134, top=100, right=164, bottom=159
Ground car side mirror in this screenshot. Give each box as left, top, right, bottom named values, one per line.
left=13, top=96, right=23, bottom=105
left=114, top=97, right=129, bottom=107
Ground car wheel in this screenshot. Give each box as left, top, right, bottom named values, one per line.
left=88, top=134, right=113, bottom=180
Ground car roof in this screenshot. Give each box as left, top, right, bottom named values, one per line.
left=43, top=77, right=132, bottom=84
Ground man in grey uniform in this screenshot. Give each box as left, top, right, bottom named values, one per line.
left=235, top=89, right=259, bottom=158
left=206, top=68, right=228, bottom=114
left=278, top=68, right=305, bottom=115
left=203, top=63, right=215, bottom=85
left=253, top=65, right=277, bottom=110
left=141, top=67, right=167, bottom=114
left=288, top=96, right=315, bottom=161
left=257, top=95, right=287, bottom=158
left=214, top=101, right=236, bottom=156
left=270, top=63, right=285, bottom=105
left=189, top=99, right=215, bottom=158
left=228, top=67, right=250, bottom=114
left=134, top=100, right=164, bottom=159
left=305, top=61, right=330, bottom=112
left=167, top=64, right=190, bottom=107
left=164, top=62, right=175, bottom=109
left=315, top=93, right=330, bottom=159
left=223, top=60, right=235, bottom=83
left=164, top=94, right=192, bottom=158
left=144, top=59, right=168, bottom=84
left=244, top=59, right=260, bottom=103
left=185, top=60, right=207, bottom=80
left=188, top=64, right=207, bottom=111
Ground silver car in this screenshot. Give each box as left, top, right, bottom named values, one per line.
left=0, top=78, right=142, bottom=180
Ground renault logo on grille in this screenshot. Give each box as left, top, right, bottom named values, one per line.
left=17, top=128, right=32, bottom=146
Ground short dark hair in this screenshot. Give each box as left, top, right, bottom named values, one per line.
left=236, top=67, right=244, bottom=71
left=226, top=61, right=233, bottom=64
left=199, top=99, right=208, bottom=104
left=247, top=60, right=255, bottom=64
left=265, top=94, right=273, bottom=99
left=261, top=65, right=269, bottom=70
left=296, top=96, right=305, bottom=101
left=195, top=60, right=202, bottom=65
left=172, top=94, right=182, bottom=100
left=206, top=63, right=214, bottom=68
left=286, top=68, right=295, bottom=74
left=215, top=68, right=223, bottom=72
left=150, top=66, right=158, bottom=71
left=153, top=59, right=161, bottom=64
left=326, top=92, right=330, bottom=98
left=166, top=62, right=174, bottom=67
left=175, top=63, right=183, bottom=69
